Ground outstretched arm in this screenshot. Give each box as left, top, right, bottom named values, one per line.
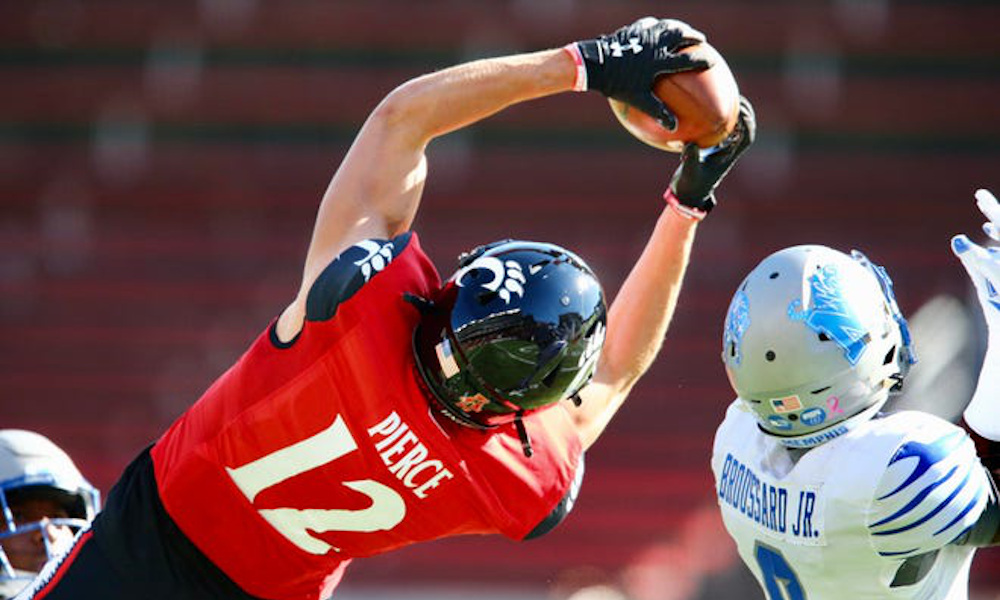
left=954, top=189, right=1000, bottom=442
left=569, top=99, right=756, bottom=450
left=275, top=18, right=713, bottom=342
left=953, top=187, right=1000, bottom=545
left=571, top=206, right=698, bottom=449
left=275, top=50, right=576, bottom=340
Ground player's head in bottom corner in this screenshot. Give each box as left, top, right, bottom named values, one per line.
left=411, top=240, right=608, bottom=433
left=0, top=430, right=99, bottom=599
left=721, top=245, right=917, bottom=449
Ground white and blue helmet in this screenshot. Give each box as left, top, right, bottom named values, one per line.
left=0, top=430, right=99, bottom=597
left=722, top=246, right=916, bottom=448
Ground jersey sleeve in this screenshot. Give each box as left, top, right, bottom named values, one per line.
left=305, top=233, right=412, bottom=322
left=867, top=416, right=993, bottom=558
left=523, top=453, right=585, bottom=540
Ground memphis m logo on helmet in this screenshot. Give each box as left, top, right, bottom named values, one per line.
left=722, top=245, right=916, bottom=448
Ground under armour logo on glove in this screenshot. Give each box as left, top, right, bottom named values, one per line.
left=609, top=37, right=643, bottom=57
left=454, top=256, right=526, bottom=304
left=353, top=240, right=394, bottom=281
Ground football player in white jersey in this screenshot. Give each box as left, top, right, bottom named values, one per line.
left=0, top=430, right=99, bottom=600
left=712, top=190, right=1000, bottom=600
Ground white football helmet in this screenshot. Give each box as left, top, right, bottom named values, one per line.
left=722, top=246, right=916, bottom=448
left=0, top=430, right=99, bottom=598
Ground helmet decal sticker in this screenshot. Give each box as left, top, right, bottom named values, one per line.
left=434, top=339, right=460, bottom=379
left=767, top=415, right=793, bottom=431
left=826, top=396, right=844, bottom=415
left=851, top=250, right=918, bottom=367
left=579, top=321, right=606, bottom=367
left=800, top=407, right=827, bottom=427
left=788, top=264, right=869, bottom=365
left=353, top=240, right=395, bottom=281
left=456, top=393, right=489, bottom=413
left=453, top=256, right=526, bottom=304
left=770, top=395, right=802, bottom=413
left=724, top=290, right=750, bottom=365
left=564, top=321, right=606, bottom=396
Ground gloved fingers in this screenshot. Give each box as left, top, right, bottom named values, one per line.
left=628, top=16, right=660, bottom=29
left=681, top=141, right=701, bottom=164
left=702, top=99, right=756, bottom=167
left=652, top=46, right=714, bottom=75
left=657, top=19, right=707, bottom=50
left=737, top=96, right=757, bottom=145
left=951, top=234, right=986, bottom=293
left=952, top=234, right=1000, bottom=304
left=630, top=93, right=677, bottom=131
left=975, top=188, right=1000, bottom=242
left=984, top=222, right=1000, bottom=242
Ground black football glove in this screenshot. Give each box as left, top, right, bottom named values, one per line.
left=575, top=17, right=714, bottom=130
left=668, top=95, right=756, bottom=217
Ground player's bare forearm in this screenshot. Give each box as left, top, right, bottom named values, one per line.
left=302, top=50, right=574, bottom=287
left=279, top=49, right=576, bottom=337
left=571, top=207, right=698, bottom=449
left=388, top=49, right=576, bottom=148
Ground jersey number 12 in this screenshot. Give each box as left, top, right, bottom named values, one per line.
left=226, top=415, right=407, bottom=554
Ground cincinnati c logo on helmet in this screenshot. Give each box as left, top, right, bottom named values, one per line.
left=454, top=256, right=526, bottom=304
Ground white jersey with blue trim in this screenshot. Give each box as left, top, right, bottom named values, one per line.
left=712, top=401, right=992, bottom=600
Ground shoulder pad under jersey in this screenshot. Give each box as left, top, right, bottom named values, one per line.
left=306, top=233, right=412, bottom=322
left=868, top=414, right=992, bottom=558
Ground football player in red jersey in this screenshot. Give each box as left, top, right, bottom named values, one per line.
left=18, top=18, right=754, bottom=600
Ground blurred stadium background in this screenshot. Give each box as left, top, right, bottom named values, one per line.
left=2, top=1, right=999, bottom=599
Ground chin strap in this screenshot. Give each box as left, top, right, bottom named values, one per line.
left=403, top=292, right=438, bottom=314
left=515, top=411, right=533, bottom=458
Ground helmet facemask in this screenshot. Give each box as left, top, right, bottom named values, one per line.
left=412, top=241, right=607, bottom=441
left=721, top=246, right=916, bottom=449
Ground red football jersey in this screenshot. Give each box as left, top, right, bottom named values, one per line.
left=151, top=234, right=582, bottom=600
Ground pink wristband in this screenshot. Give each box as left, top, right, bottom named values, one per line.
left=562, top=43, right=587, bottom=92
left=663, top=189, right=707, bottom=221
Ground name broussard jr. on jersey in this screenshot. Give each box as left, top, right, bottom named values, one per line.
left=718, top=452, right=824, bottom=544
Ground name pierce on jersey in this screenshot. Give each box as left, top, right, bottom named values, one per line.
left=717, top=453, right=826, bottom=546
left=368, top=412, right=455, bottom=498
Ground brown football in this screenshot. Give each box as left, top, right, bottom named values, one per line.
left=609, top=42, right=740, bottom=153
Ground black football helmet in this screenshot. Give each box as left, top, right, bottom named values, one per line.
left=413, top=240, right=607, bottom=431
